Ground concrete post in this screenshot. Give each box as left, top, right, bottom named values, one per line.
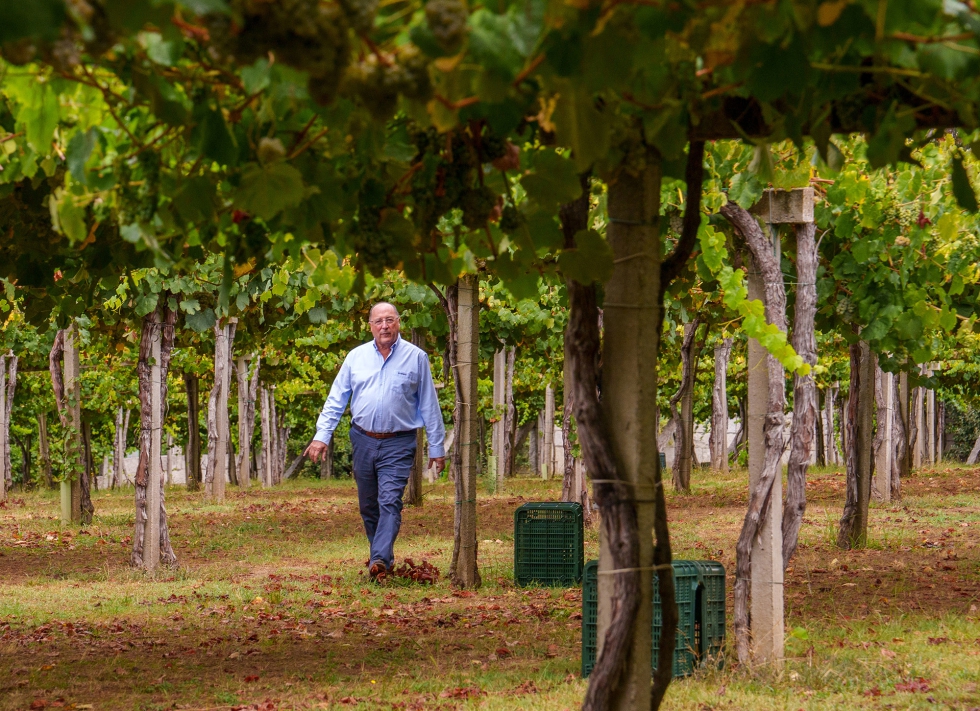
left=64, top=323, right=83, bottom=524
left=874, top=368, right=892, bottom=503
left=746, top=254, right=784, bottom=665
left=926, top=385, right=936, bottom=466
left=542, top=385, right=555, bottom=479
left=492, top=348, right=505, bottom=487
left=146, top=325, right=162, bottom=572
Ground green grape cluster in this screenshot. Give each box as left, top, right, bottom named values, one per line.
left=137, top=152, right=162, bottom=223
left=396, top=45, right=433, bottom=102
left=233, top=218, right=269, bottom=264
left=351, top=206, right=398, bottom=276
left=499, top=204, right=522, bottom=234
left=479, top=132, right=507, bottom=163
left=206, top=0, right=351, bottom=106
left=898, top=205, right=918, bottom=228
left=410, top=129, right=483, bottom=235
left=459, top=186, right=497, bottom=229
left=343, top=46, right=432, bottom=120
left=338, top=0, right=379, bottom=35
left=424, top=0, right=469, bottom=52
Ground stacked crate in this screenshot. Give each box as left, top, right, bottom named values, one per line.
left=581, top=559, right=726, bottom=677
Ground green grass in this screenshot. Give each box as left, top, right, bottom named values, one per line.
left=1, top=465, right=978, bottom=709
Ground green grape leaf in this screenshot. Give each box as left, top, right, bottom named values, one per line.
left=55, top=192, right=87, bottom=244
left=18, top=82, right=59, bottom=154
left=241, top=59, right=271, bottom=95
left=197, top=108, right=238, bottom=166
left=559, top=229, right=613, bottom=285
left=185, top=307, right=217, bottom=332
left=521, top=150, right=582, bottom=213
left=728, top=173, right=763, bottom=210
left=234, top=163, right=305, bottom=220
left=551, top=83, right=611, bottom=172
left=134, top=292, right=159, bottom=318
left=468, top=10, right=525, bottom=80
left=143, top=32, right=184, bottom=66
left=951, top=153, right=978, bottom=213
left=173, top=176, right=217, bottom=224
left=65, top=129, right=97, bottom=185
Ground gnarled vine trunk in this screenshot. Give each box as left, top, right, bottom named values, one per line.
left=448, top=274, right=480, bottom=588
left=236, top=354, right=260, bottom=488
left=669, top=318, right=701, bottom=492
left=837, top=340, right=874, bottom=549
left=132, top=303, right=178, bottom=568
left=709, top=338, right=733, bottom=472
left=0, top=351, right=17, bottom=499
left=782, top=222, right=818, bottom=570
left=184, top=373, right=201, bottom=490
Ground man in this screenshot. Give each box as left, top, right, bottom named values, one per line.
left=304, top=302, right=446, bottom=581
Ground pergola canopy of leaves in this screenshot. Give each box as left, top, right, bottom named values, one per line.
left=1, top=0, right=980, bottom=326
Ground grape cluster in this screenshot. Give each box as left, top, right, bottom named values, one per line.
left=407, top=125, right=514, bottom=237
left=410, top=129, right=479, bottom=235
left=425, top=0, right=469, bottom=52
left=338, top=0, right=379, bottom=35
left=114, top=154, right=162, bottom=226
left=499, top=204, right=522, bottom=234
left=342, top=46, right=432, bottom=120
left=136, top=152, right=162, bottom=223
left=351, top=206, right=399, bottom=276
left=479, top=132, right=507, bottom=164
left=206, top=0, right=351, bottom=106
left=459, top=186, right=497, bottom=229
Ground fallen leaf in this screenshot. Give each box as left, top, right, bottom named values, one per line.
left=895, top=678, right=930, bottom=693
left=880, top=648, right=896, bottom=659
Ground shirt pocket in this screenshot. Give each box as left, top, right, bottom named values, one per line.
left=395, top=369, right=419, bottom=395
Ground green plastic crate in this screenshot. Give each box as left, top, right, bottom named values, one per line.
left=514, top=502, right=584, bottom=587
left=582, top=559, right=726, bottom=677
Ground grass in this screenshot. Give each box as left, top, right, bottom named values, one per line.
left=0, top=465, right=978, bottom=710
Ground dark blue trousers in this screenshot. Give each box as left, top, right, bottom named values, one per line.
left=350, top=427, right=417, bottom=569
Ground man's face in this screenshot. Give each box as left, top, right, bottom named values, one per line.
left=369, top=305, right=400, bottom=349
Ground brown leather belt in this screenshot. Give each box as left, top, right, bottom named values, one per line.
left=352, top=423, right=416, bottom=440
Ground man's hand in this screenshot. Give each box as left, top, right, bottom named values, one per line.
left=304, top=440, right=329, bottom=463
left=428, top=457, right=446, bottom=474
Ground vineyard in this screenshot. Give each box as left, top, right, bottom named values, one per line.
left=1, top=1, right=980, bottom=710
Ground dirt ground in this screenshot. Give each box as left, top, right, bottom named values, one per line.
left=1, top=465, right=978, bottom=711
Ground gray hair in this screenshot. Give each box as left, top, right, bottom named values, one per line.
left=368, top=302, right=400, bottom=320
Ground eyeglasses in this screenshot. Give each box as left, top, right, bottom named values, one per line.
left=370, top=317, right=398, bottom=326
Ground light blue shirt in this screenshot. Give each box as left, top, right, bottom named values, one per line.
left=314, top=336, right=446, bottom=458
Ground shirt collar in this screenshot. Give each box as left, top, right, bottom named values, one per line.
left=373, top=334, right=401, bottom=353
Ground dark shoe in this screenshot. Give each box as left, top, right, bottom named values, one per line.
left=369, top=560, right=388, bottom=582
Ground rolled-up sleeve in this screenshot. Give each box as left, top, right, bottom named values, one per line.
left=314, top=357, right=353, bottom=445
left=417, top=353, right=446, bottom=458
